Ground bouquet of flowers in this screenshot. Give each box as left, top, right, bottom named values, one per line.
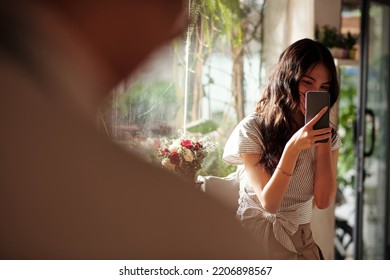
left=158, top=131, right=217, bottom=182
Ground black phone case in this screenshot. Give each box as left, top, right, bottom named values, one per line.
left=305, top=91, right=330, bottom=143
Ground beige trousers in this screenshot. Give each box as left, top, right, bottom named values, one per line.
left=242, top=217, right=323, bottom=260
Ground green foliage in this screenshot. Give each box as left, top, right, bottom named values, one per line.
left=199, top=144, right=237, bottom=177
left=315, top=25, right=342, bottom=48
left=315, top=25, right=359, bottom=50
left=187, top=120, right=219, bottom=134
left=337, top=68, right=357, bottom=189
left=115, top=80, right=179, bottom=126
left=343, top=32, right=359, bottom=50
left=200, top=0, right=244, bottom=48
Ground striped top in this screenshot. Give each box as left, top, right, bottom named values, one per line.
left=223, top=112, right=341, bottom=253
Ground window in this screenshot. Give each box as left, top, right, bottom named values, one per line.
left=99, top=1, right=265, bottom=178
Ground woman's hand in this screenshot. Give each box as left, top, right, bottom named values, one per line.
left=287, top=107, right=331, bottom=152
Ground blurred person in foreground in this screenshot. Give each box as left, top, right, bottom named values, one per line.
left=0, top=0, right=262, bottom=259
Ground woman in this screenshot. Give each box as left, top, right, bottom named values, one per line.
left=223, top=38, right=341, bottom=259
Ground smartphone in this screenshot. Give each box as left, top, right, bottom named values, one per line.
left=305, top=91, right=330, bottom=143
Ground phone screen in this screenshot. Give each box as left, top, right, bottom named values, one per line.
left=305, top=91, right=330, bottom=142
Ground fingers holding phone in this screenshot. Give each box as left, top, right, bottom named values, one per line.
left=305, top=91, right=330, bottom=143
left=306, top=106, right=328, bottom=128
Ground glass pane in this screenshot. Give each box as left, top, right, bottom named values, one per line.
left=362, top=1, right=390, bottom=259
left=98, top=2, right=265, bottom=180
left=335, top=64, right=359, bottom=260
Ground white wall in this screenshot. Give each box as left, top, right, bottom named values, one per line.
left=314, top=0, right=341, bottom=29
left=262, top=0, right=315, bottom=73
left=263, top=0, right=341, bottom=73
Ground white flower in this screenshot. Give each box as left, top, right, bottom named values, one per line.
left=182, top=148, right=194, bottom=162
left=168, top=140, right=181, bottom=152
left=158, top=131, right=218, bottom=181
left=161, top=158, right=176, bottom=171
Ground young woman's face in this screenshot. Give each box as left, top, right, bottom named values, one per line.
left=298, top=63, right=331, bottom=115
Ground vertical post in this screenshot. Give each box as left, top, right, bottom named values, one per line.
left=354, top=0, right=369, bottom=260
left=183, top=0, right=192, bottom=135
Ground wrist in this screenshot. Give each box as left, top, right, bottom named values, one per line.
left=316, top=140, right=332, bottom=156
left=278, top=141, right=299, bottom=175
left=276, top=166, right=293, bottom=177
left=285, top=140, right=300, bottom=157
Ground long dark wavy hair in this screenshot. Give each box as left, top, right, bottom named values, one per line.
left=255, top=38, right=339, bottom=175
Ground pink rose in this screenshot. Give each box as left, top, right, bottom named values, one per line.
left=193, top=141, right=202, bottom=150
left=169, top=152, right=180, bottom=165
left=180, top=139, right=193, bottom=150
